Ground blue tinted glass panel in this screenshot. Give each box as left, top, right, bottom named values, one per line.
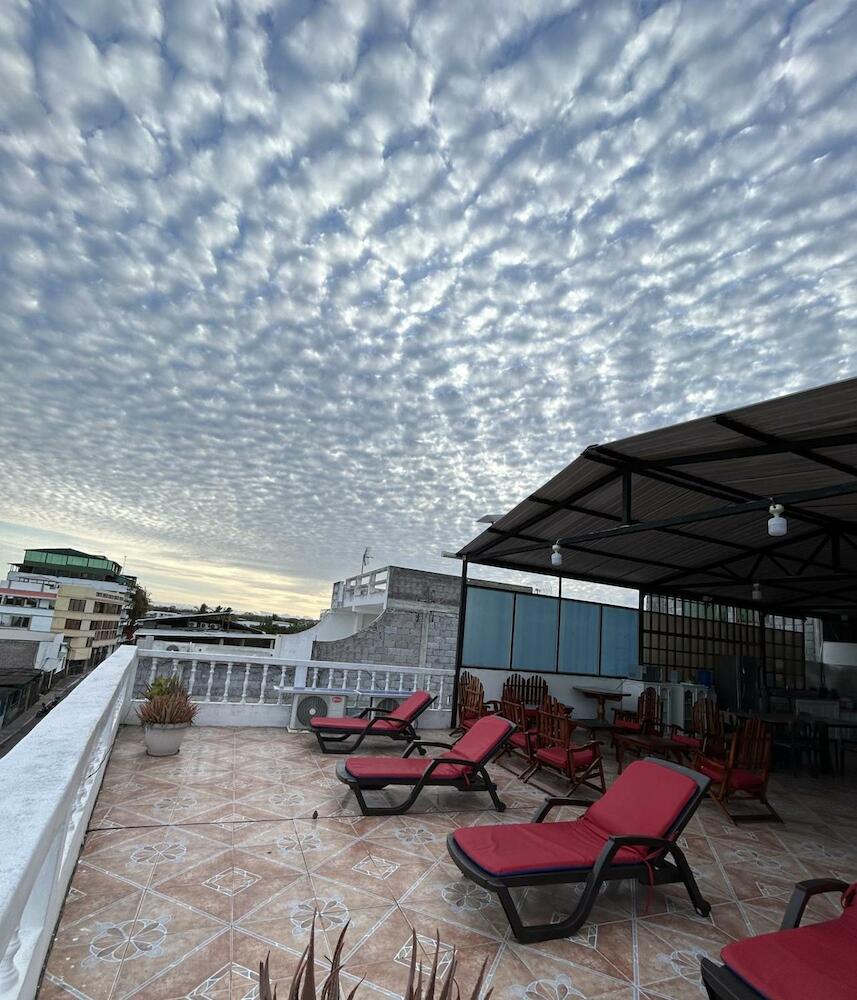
left=600, top=606, right=639, bottom=677
left=558, top=600, right=600, bottom=674
left=462, top=587, right=513, bottom=668
left=511, top=594, right=559, bottom=672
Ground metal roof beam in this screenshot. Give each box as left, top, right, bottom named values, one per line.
left=587, top=445, right=857, bottom=535
left=478, top=527, right=739, bottom=577
left=464, top=469, right=621, bottom=558
left=713, top=415, right=857, bottom=479
left=650, top=528, right=831, bottom=587
left=551, top=483, right=857, bottom=549
left=644, top=430, right=857, bottom=468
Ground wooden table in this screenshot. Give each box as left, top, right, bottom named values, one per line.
left=614, top=733, right=691, bottom=773
left=573, top=686, right=629, bottom=722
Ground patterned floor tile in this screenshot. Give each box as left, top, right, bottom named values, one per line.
left=36, top=725, right=857, bottom=1000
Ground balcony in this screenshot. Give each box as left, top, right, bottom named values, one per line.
left=2, top=647, right=856, bottom=999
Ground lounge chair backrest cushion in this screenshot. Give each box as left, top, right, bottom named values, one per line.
left=585, top=759, right=697, bottom=841
left=389, top=691, right=433, bottom=724
left=441, top=715, right=514, bottom=764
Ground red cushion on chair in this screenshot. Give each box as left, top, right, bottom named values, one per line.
left=311, top=716, right=398, bottom=732
left=346, top=715, right=513, bottom=783
left=346, top=757, right=461, bottom=780
left=535, top=745, right=597, bottom=770
left=721, top=886, right=857, bottom=1000
left=509, top=731, right=534, bottom=750
left=452, top=818, right=640, bottom=875
left=672, top=733, right=702, bottom=750
left=311, top=691, right=432, bottom=733
left=697, top=760, right=764, bottom=792
left=613, top=719, right=642, bottom=732
left=441, top=715, right=514, bottom=765
left=585, top=759, right=697, bottom=842
left=389, top=690, right=433, bottom=721
left=452, top=759, right=698, bottom=877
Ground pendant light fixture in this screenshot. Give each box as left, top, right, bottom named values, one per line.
left=767, top=501, right=787, bottom=537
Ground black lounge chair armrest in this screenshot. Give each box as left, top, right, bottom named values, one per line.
left=590, top=834, right=674, bottom=876
left=362, top=715, right=406, bottom=735
left=533, top=797, right=594, bottom=823
left=402, top=739, right=455, bottom=757
left=356, top=706, right=398, bottom=719
left=781, top=878, right=850, bottom=929
left=422, top=755, right=482, bottom=778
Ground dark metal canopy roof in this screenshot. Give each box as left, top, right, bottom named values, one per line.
left=458, top=377, right=857, bottom=618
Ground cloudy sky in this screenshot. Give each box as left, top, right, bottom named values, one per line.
left=2, top=0, right=856, bottom=616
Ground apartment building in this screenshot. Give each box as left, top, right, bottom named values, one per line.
left=5, top=548, right=135, bottom=672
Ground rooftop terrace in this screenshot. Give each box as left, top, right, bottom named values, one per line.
left=36, top=723, right=857, bottom=1000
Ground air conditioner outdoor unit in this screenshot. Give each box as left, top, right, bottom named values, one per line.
left=289, top=693, right=347, bottom=731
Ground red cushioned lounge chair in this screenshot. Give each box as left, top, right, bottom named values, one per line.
left=447, top=757, right=711, bottom=943
left=336, top=714, right=515, bottom=816
left=310, top=690, right=435, bottom=754
left=701, top=878, right=857, bottom=1000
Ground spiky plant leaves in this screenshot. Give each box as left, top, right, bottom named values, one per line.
left=259, top=952, right=277, bottom=1000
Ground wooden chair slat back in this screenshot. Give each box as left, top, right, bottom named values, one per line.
left=499, top=693, right=529, bottom=731
left=638, top=686, right=663, bottom=725
left=503, top=673, right=549, bottom=707
left=536, top=695, right=574, bottom=749
left=732, top=717, right=771, bottom=772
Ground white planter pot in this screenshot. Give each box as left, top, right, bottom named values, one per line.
left=143, top=723, right=189, bottom=756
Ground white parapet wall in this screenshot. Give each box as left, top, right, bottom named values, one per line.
left=132, top=649, right=455, bottom=730
left=0, top=644, right=137, bottom=1000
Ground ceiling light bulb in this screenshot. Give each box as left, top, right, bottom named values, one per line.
left=751, top=581, right=763, bottom=602
left=767, top=502, right=787, bottom=537
left=551, top=543, right=562, bottom=567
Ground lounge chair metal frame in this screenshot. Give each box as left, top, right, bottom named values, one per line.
left=446, top=757, right=711, bottom=944
left=336, top=733, right=510, bottom=816
left=312, top=694, right=436, bottom=754
left=700, top=878, right=850, bottom=999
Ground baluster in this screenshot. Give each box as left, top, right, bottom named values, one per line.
left=171, top=657, right=179, bottom=680
left=147, top=660, right=156, bottom=687
left=0, top=928, right=21, bottom=992
left=276, top=665, right=286, bottom=704
left=312, top=666, right=319, bottom=687
left=241, top=663, right=250, bottom=703
left=259, top=664, right=269, bottom=703
left=188, top=660, right=198, bottom=697
left=224, top=663, right=233, bottom=702
left=205, top=662, right=214, bottom=702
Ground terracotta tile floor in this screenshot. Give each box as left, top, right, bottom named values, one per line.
left=38, top=726, right=857, bottom=1000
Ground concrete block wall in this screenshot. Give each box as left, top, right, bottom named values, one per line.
left=312, top=566, right=462, bottom=670
left=386, top=566, right=460, bottom=607
left=312, top=609, right=426, bottom=667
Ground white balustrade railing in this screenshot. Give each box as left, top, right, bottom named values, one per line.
left=331, top=568, right=389, bottom=608
left=135, top=648, right=454, bottom=721
left=0, top=645, right=137, bottom=1000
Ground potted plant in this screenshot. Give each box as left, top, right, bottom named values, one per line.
left=137, top=676, right=198, bottom=756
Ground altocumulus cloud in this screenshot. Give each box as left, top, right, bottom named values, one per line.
left=1, top=0, right=856, bottom=610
